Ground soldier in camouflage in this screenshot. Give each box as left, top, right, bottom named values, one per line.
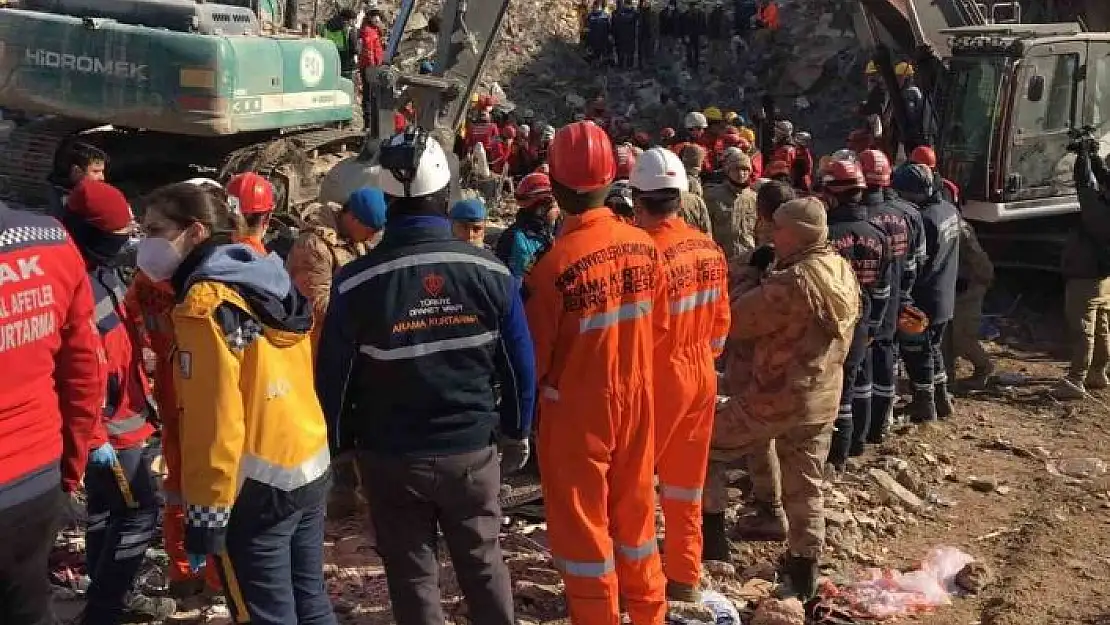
left=704, top=150, right=759, bottom=262
left=703, top=197, right=861, bottom=600
left=944, top=216, right=995, bottom=388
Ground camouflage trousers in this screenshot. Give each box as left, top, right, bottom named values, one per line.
left=703, top=399, right=833, bottom=558
left=943, top=285, right=992, bottom=379
left=1063, top=277, right=1110, bottom=382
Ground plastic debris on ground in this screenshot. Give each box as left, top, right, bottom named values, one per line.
left=666, top=589, right=740, bottom=624
left=815, top=546, right=975, bottom=620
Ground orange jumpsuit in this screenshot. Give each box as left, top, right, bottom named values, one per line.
left=526, top=208, right=669, bottom=625
left=125, top=275, right=221, bottom=590
left=644, top=217, right=730, bottom=587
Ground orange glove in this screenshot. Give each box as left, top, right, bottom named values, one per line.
left=898, top=304, right=929, bottom=335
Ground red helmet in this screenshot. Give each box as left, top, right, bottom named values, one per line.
left=766, top=160, right=792, bottom=178
left=549, top=121, right=616, bottom=192
left=615, top=143, right=638, bottom=180
left=226, top=172, right=275, bottom=214
left=822, top=159, right=867, bottom=192
left=515, top=172, right=553, bottom=208
left=772, top=144, right=797, bottom=164
left=910, top=145, right=938, bottom=168
left=859, top=149, right=892, bottom=187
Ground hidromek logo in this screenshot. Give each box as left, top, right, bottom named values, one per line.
left=24, top=49, right=148, bottom=80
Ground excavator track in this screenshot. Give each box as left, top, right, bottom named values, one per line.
left=0, top=118, right=95, bottom=211
left=218, top=127, right=365, bottom=212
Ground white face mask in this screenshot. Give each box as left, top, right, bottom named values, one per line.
left=136, top=236, right=184, bottom=282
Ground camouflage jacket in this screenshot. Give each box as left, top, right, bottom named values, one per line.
left=285, top=205, right=368, bottom=345
left=957, top=217, right=993, bottom=291
left=717, top=243, right=860, bottom=443
left=704, top=180, right=758, bottom=261
left=680, top=190, right=713, bottom=237
left=687, top=173, right=704, bottom=198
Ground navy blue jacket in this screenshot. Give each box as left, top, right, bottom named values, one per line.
left=828, top=200, right=892, bottom=336
left=865, top=189, right=915, bottom=340
left=316, top=215, right=536, bottom=457
left=910, top=196, right=960, bottom=324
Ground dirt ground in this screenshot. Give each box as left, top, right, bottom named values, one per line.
left=318, top=274, right=1110, bottom=625
left=52, top=275, right=1108, bottom=624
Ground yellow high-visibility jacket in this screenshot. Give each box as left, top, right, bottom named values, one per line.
left=172, top=253, right=330, bottom=554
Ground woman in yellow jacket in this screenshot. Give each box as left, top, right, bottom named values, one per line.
left=135, top=182, right=336, bottom=625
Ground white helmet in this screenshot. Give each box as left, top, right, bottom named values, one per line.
left=183, top=177, right=222, bottom=189
left=630, top=147, right=689, bottom=193
left=379, top=128, right=451, bottom=198
left=683, top=111, right=708, bottom=129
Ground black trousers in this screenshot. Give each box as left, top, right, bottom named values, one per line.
left=359, top=446, right=514, bottom=625
left=0, top=488, right=63, bottom=625
left=903, top=321, right=950, bottom=396
left=829, top=321, right=868, bottom=467
left=360, top=66, right=378, bottom=132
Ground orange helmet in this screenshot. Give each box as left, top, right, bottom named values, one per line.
left=822, top=159, right=867, bottom=193
left=859, top=149, right=892, bottom=187
left=549, top=121, right=616, bottom=192
left=226, top=172, right=275, bottom=215
left=910, top=145, right=938, bottom=168
left=515, top=172, right=553, bottom=208
left=766, top=160, right=792, bottom=178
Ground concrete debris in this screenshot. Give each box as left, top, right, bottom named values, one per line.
left=750, top=597, right=806, bottom=625
left=968, top=476, right=999, bottom=493
left=667, top=600, right=717, bottom=623
left=868, top=468, right=926, bottom=511
left=954, top=561, right=993, bottom=595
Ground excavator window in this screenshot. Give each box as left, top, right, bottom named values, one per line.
left=1015, top=53, right=1079, bottom=135
left=1091, top=50, right=1110, bottom=128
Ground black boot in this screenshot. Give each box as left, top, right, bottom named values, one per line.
left=701, top=512, right=731, bottom=563
left=906, top=389, right=937, bottom=423
left=935, top=383, right=955, bottom=420
left=784, top=555, right=819, bottom=601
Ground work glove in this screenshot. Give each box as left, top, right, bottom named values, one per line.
left=88, top=442, right=118, bottom=468
left=187, top=553, right=207, bottom=573
left=498, top=437, right=530, bottom=476
left=749, top=244, right=775, bottom=271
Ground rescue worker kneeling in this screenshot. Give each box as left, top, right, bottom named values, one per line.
left=704, top=198, right=861, bottom=601
left=631, top=148, right=730, bottom=602
left=136, top=183, right=336, bottom=625
left=526, top=121, right=668, bottom=625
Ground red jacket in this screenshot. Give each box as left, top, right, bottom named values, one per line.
left=465, top=122, right=501, bottom=154
left=358, top=25, right=385, bottom=69
left=87, top=265, right=155, bottom=451
left=0, top=206, right=104, bottom=504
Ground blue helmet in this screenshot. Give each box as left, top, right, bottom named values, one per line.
left=891, top=163, right=934, bottom=198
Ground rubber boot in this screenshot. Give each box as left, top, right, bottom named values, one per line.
left=783, top=556, right=819, bottom=602
left=934, top=382, right=955, bottom=420
left=732, top=503, right=788, bottom=542
left=666, top=580, right=701, bottom=603
left=906, top=389, right=937, bottom=423
left=701, top=512, right=731, bottom=563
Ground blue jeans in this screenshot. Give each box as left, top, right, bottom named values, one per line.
left=217, top=479, right=336, bottom=625
left=83, top=442, right=161, bottom=625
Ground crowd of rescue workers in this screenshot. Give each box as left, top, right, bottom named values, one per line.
left=7, top=14, right=1110, bottom=625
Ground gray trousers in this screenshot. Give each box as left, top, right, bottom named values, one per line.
left=358, top=446, right=514, bottom=625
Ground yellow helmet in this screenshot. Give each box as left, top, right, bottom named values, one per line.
left=895, top=61, right=915, bottom=77
left=703, top=106, right=724, bottom=122
left=738, top=127, right=756, bottom=145
left=471, top=93, right=481, bottom=104
left=865, top=60, right=878, bottom=75
left=725, top=111, right=739, bottom=123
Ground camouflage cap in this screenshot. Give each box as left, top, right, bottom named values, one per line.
left=773, top=197, right=827, bottom=246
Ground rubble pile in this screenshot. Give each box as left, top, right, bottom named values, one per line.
left=308, top=0, right=868, bottom=154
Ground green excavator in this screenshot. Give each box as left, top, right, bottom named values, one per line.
left=0, top=0, right=509, bottom=218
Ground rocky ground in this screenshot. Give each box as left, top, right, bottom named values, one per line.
left=46, top=277, right=1093, bottom=624
left=307, top=274, right=1110, bottom=625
